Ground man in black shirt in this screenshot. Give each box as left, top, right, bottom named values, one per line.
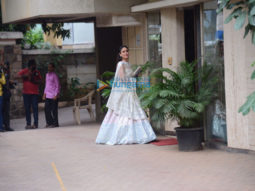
left=2, top=61, right=15, bottom=131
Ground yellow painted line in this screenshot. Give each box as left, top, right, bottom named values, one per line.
left=51, top=162, right=67, bottom=191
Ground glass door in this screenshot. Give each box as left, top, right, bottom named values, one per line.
left=203, top=0, right=227, bottom=143
left=147, top=12, right=163, bottom=133
left=147, top=12, right=162, bottom=68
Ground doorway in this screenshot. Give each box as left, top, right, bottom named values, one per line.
left=184, top=5, right=201, bottom=63
left=95, top=27, right=122, bottom=121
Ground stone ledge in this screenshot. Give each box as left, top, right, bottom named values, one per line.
left=22, top=48, right=95, bottom=55
left=0, top=32, right=23, bottom=39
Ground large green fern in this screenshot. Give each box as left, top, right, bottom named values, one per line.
left=140, top=61, right=218, bottom=128
left=239, top=62, right=255, bottom=115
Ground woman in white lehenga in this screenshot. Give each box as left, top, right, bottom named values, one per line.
left=96, top=45, right=156, bottom=145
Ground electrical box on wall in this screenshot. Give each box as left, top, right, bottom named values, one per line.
left=168, top=57, right=172, bottom=65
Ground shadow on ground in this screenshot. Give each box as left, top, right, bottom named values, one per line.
left=10, top=105, right=96, bottom=131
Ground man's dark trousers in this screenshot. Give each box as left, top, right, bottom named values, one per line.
left=23, top=94, right=38, bottom=127
left=3, top=97, right=10, bottom=129
left=45, top=98, right=59, bottom=127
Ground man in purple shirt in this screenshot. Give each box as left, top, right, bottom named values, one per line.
left=43, top=63, right=60, bottom=128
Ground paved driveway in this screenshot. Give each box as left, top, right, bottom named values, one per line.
left=9, top=105, right=95, bottom=131
left=0, top=107, right=255, bottom=191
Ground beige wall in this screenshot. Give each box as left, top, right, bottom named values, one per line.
left=67, top=64, right=96, bottom=85
left=122, top=14, right=148, bottom=66
left=161, top=7, right=185, bottom=131
left=94, top=0, right=147, bottom=14
left=224, top=9, right=255, bottom=151
left=96, top=14, right=144, bottom=28
left=1, top=0, right=94, bottom=23
left=43, top=24, right=63, bottom=47
left=1, top=0, right=147, bottom=23
left=43, top=34, right=62, bottom=47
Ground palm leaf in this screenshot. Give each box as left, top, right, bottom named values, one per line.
left=159, top=89, right=182, bottom=98
left=239, top=91, right=255, bottom=115
left=102, top=71, right=115, bottom=79
left=140, top=60, right=218, bottom=127
left=153, top=99, right=167, bottom=109
left=151, top=110, right=165, bottom=121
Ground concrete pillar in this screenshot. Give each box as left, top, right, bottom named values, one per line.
left=224, top=9, right=255, bottom=150
left=160, top=7, right=185, bottom=132
left=161, top=8, right=185, bottom=70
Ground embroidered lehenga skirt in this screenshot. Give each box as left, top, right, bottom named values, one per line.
left=95, top=73, right=156, bottom=145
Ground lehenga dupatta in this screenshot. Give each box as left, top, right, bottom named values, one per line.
left=106, top=61, right=147, bottom=120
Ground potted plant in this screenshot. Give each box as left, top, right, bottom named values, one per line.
left=140, top=61, right=218, bottom=151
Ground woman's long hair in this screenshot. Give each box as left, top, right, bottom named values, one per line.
left=116, top=45, right=129, bottom=63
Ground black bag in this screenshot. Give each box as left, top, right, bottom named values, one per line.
left=30, top=70, right=41, bottom=84
left=3, top=85, right=11, bottom=99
